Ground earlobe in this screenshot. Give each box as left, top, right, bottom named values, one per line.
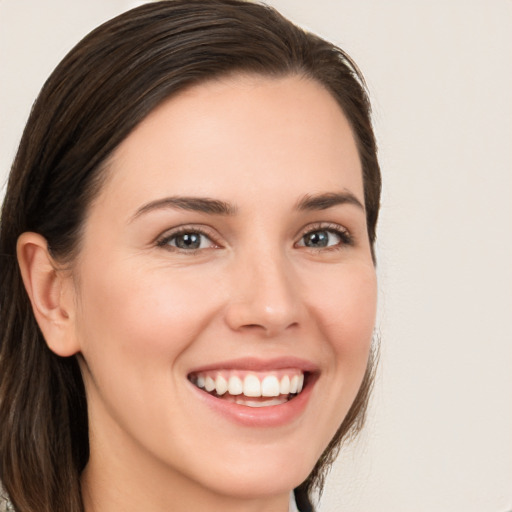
left=16, top=232, right=80, bottom=357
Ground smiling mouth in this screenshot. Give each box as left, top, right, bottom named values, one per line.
left=188, top=369, right=307, bottom=408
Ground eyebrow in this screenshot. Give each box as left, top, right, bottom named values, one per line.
left=131, top=196, right=237, bottom=221
left=296, top=191, right=365, bottom=211
left=131, top=190, right=364, bottom=222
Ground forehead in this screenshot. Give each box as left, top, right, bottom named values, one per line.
left=96, top=74, right=364, bottom=211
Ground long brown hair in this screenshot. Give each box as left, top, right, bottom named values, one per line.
left=0, top=1, right=381, bottom=511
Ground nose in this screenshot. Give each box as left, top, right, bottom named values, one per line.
left=224, top=251, right=303, bottom=337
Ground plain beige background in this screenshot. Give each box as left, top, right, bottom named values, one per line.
left=1, top=1, right=511, bottom=511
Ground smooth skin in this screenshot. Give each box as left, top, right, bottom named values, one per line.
left=17, top=74, right=377, bottom=512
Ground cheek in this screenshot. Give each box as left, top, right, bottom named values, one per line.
left=311, top=263, right=377, bottom=349
left=73, top=259, right=226, bottom=445
left=75, top=259, right=221, bottom=371
left=295, top=263, right=376, bottom=461
left=306, top=262, right=377, bottom=401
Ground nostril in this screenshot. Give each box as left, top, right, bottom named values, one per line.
left=238, top=321, right=299, bottom=337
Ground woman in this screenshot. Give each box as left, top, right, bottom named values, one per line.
left=0, top=1, right=381, bottom=511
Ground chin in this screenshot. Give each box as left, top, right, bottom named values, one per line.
left=184, top=437, right=319, bottom=500
left=201, top=462, right=310, bottom=500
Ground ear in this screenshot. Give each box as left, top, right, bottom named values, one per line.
left=17, top=232, right=80, bottom=357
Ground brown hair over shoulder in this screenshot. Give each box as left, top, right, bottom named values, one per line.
left=0, top=2, right=381, bottom=511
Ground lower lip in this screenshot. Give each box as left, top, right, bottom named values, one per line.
left=189, top=374, right=317, bottom=428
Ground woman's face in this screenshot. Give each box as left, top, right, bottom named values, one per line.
left=72, top=75, right=377, bottom=502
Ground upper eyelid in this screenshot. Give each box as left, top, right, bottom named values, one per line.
left=296, top=221, right=350, bottom=238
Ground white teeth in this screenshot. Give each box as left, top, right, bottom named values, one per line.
left=261, top=375, right=280, bottom=397
left=237, top=397, right=288, bottom=408
left=192, top=371, right=306, bottom=399
left=297, top=373, right=304, bottom=393
left=205, top=376, right=215, bottom=392
left=227, top=375, right=243, bottom=395
left=243, top=374, right=261, bottom=397
left=215, top=375, right=228, bottom=395
left=280, top=375, right=290, bottom=395
left=289, top=375, right=299, bottom=394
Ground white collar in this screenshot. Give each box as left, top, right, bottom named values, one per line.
left=289, top=491, right=300, bottom=512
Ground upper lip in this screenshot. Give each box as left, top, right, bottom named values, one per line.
left=187, top=356, right=319, bottom=375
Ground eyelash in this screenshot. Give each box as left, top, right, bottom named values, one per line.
left=295, top=222, right=354, bottom=251
left=156, top=222, right=353, bottom=253
left=156, top=226, right=219, bottom=253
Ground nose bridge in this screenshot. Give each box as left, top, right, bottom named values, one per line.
left=226, top=242, right=301, bottom=335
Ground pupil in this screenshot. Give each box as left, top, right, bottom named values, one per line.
left=176, top=233, right=200, bottom=249
left=305, top=231, right=328, bottom=247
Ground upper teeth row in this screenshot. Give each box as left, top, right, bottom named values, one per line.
left=194, top=373, right=304, bottom=397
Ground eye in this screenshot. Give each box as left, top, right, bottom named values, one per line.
left=296, top=225, right=352, bottom=250
left=157, top=228, right=217, bottom=251
left=301, top=230, right=339, bottom=248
